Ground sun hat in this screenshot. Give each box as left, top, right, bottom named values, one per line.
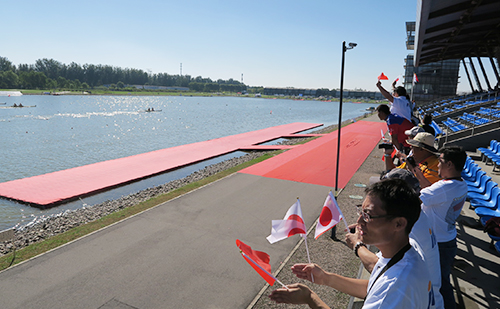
left=406, top=132, right=437, bottom=153
left=405, top=126, right=425, bottom=137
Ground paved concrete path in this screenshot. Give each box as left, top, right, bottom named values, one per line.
left=0, top=174, right=332, bottom=309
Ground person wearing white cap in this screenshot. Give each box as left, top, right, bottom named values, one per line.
left=383, top=132, right=441, bottom=187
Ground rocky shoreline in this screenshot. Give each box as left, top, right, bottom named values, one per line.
left=0, top=124, right=340, bottom=257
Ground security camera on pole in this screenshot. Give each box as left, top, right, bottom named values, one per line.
left=333, top=41, right=356, bottom=240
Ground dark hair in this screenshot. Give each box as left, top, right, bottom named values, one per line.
left=423, top=114, right=432, bottom=125
left=394, top=86, right=411, bottom=101
left=376, top=104, right=390, bottom=114
left=439, top=146, right=466, bottom=172
left=365, top=178, right=421, bottom=234
left=394, top=86, right=407, bottom=97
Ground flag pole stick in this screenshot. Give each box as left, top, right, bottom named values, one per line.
left=301, top=234, right=315, bottom=283
left=241, top=252, right=289, bottom=290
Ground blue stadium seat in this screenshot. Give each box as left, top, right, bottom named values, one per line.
left=470, top=186, right=500, bottom=209
left=467, top=180, right=498, bottom=201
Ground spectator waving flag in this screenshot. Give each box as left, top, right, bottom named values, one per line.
left=266, top=199, right=306, bottom=244
left=393, top=75, right=403, bottom=87
left=314, top=191, right=349, bottom=239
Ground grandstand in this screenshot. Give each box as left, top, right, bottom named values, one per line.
left=415, top=91, right=500, bottom=150
left=413, top=0, right=500, bottom=151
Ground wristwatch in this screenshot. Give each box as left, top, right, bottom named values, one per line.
left=354, top=241, right=367, bottom=257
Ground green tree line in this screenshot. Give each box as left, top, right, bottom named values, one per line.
left=0, top=56, right=247, bottom=92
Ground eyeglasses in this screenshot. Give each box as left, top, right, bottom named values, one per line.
left=356, top=205, right=391, bottom=223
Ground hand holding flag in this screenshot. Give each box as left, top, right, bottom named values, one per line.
left=393, top=75, right=403, bottom=87
left=314, top=191, right=349, bottom=239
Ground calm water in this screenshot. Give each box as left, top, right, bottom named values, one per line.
left=0, top=95, right=375, bottom=230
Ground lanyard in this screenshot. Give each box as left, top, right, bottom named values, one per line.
left=366, top=243, right=412, bottom=297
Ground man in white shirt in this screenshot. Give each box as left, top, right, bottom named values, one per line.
left=346, top=168, right=444, bottom=308
left=269, top=179, right=432, bottom=308
left=418, top=146, right=468, bottom=309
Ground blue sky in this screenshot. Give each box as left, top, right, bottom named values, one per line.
left=2, top=0, right=475, bottom=92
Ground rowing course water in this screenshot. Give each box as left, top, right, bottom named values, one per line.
left=0, top=94, right=376, bottom=230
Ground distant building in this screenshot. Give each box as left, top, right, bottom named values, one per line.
left=263, top=87, right=317, bottom=96
left=404, top=21, right=460, bottom=104
left=128, top=85, right=190, bottom=91
left=263, top=87, right=384, bottom=100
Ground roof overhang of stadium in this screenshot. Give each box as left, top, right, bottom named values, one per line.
left=415, top=0, right=500, bottom=67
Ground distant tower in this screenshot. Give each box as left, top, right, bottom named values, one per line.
left=180, top=63, right=182, bottom=76
left=241, top=73, right=243, bottom=83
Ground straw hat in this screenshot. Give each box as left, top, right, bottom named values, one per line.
left=406, top=132, right=437, bottom=153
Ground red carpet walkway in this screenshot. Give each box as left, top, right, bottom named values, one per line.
left=239, top=120, right=387, bottom=189
left=0, top=122, right=321, bottom=207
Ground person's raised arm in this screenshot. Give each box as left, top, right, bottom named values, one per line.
left=384, top=148, right=396, bottom=171
left=409, top=164, right=432, bottom=188
left=291, top=263, right=368, bottom=299
left=377, top=81, right=394, bottom=102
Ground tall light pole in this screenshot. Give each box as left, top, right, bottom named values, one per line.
left=335, top=41, right=357, bottom=195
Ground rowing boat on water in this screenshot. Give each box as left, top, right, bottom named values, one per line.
left=0, top=105, right=37, bottom=109
left=140, top=109, right=162, bottom=113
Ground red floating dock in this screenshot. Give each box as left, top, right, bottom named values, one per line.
left=239, top=120, right=387, bottom=189
left=0, top=122, right=322, bottom=207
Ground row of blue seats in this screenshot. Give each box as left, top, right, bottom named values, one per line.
left=460, top=112, right=491, bottom=126
left=442, top=117, right=467, bottom=132
left=420, top=93, right=500, bottom=115
left=476, top=107, right=500, bottom=117
left=424, top=100, right=483, bottom=116
left=463, top=157, right=500, bottom=254
left=478, top=140, right=500, bottom=172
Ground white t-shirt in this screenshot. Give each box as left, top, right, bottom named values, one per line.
left=390, top=96, right=412, bottom=122
left=410, top=212, right=444, bottom=309
left=364, top=247, right=432, bottom=309
left=420, top=179, right=468, bottom=243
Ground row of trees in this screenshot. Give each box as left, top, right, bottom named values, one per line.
left=0, top=56, right=247, bottom=92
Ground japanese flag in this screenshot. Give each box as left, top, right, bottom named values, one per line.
left=314, top=191, right=348, bottom=239
left=267, top=199, right=307, bottom=244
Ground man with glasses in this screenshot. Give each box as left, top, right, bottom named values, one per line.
left=346, top=168, right=444, bottom=308
left=416, top=146, right=467, bottom=309
left=269, top=179, right=432, bottom=308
